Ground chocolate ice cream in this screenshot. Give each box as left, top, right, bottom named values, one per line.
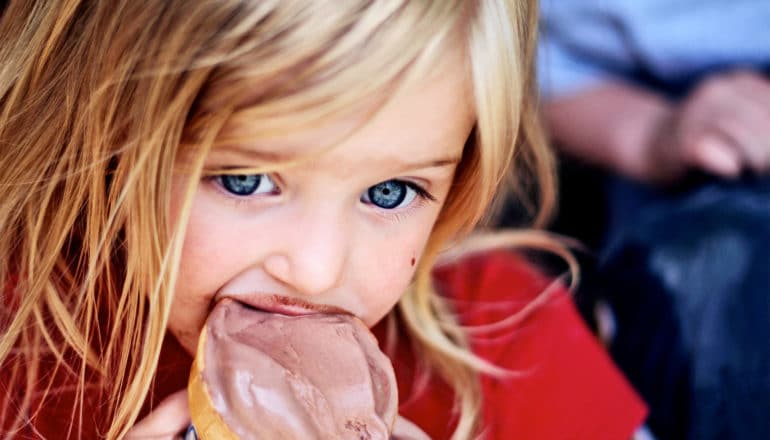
left=188, top=299, right=406, bottom=439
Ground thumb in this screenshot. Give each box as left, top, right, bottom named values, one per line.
left=126, top=389, right=191, bottom=439
left=392, top=415, right=431, bottom=440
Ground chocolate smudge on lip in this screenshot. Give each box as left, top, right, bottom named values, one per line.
left=265, top=294, right=351, bottom=316
left=214, top=293, right=352, bottom=317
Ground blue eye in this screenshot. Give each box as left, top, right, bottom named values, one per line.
left=218, top=174, right=277, bottom=196
left=364, top=180, right=418, bottom=209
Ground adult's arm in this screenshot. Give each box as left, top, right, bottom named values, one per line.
left=543, top=81, right=678, bottom=182
left=545, top=71, right=770, bottom=183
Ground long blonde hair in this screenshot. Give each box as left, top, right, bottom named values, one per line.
left=0, top=1, right=555, bottom=438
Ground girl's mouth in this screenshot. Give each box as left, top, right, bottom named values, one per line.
left=216, top=294, right=352, bottom=317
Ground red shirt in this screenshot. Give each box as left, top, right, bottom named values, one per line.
left=5, top=251, right=647, bottom=439
left=387, top=250, right=648, bottom=439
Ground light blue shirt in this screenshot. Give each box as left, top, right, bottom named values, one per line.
left=538, top=0, right=770, bottom=98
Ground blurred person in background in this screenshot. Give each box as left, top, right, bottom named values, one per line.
left=524, top=1, right=770, bottom=439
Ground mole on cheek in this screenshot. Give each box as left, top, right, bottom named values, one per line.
left=410, top=257, right=416, bottom=267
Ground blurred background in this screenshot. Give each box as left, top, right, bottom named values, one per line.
left=502, top=1, right=770, bottom=439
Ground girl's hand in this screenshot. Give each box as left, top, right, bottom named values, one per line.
left=125, top=390, right=191, bottom=439
left=392, top=415, right=431, bottom=440
left=125, top=390, right=429, bottom=440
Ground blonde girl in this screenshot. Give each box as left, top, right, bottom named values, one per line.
left=0, top=0, right=646, bottom=439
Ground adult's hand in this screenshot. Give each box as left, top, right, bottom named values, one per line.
left=125, top=389, right=190, bottom=440
left=544, top=70, right=770, bottom=183
left=652, top=70, right=770, bottom=178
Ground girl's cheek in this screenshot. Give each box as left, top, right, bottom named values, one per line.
left=168, top=321, right=203, bottom=354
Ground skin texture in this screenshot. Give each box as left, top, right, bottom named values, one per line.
left=544, top=69, right=770, bottom=183
left=127, top=41, right=473, bottom=438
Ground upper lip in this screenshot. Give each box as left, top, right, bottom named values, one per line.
left=215, top=293, right=351, bottom=317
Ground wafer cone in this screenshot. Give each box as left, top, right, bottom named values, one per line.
left=187, top=326, right=239, bottom=440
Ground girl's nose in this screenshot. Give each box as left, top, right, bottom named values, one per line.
left=263, top=207, right=349, bottom=296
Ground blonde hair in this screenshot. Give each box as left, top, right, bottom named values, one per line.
left=0, top=1, right=556, bottom=438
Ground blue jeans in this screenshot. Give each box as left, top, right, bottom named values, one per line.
left=598, top=174, right=770, bottom=440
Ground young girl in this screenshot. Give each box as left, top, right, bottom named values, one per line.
left=0, top=1, right=646, bottom=439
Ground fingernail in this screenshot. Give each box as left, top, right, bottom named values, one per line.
left=696, top=136, right=741, bottom=177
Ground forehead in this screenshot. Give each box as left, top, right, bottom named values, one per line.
left=214, top=39, right=474, bottom=166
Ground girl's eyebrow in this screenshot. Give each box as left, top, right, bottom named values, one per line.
left=394, top=156, right=461, bottom=171
left=215, top=146, right=462, bottom=171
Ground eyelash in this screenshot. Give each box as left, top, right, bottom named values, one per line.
left=206, top=173, right=436, bottom=219
left=365, top=181, right=435, bottom=223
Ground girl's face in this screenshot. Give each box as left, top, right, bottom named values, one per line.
left=168, top=47, right=474, bottom=354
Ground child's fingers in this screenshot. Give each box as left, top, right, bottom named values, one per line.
left=125, top=389, right=191, bottom=439
left=392, top=415, right=431, bottom=440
